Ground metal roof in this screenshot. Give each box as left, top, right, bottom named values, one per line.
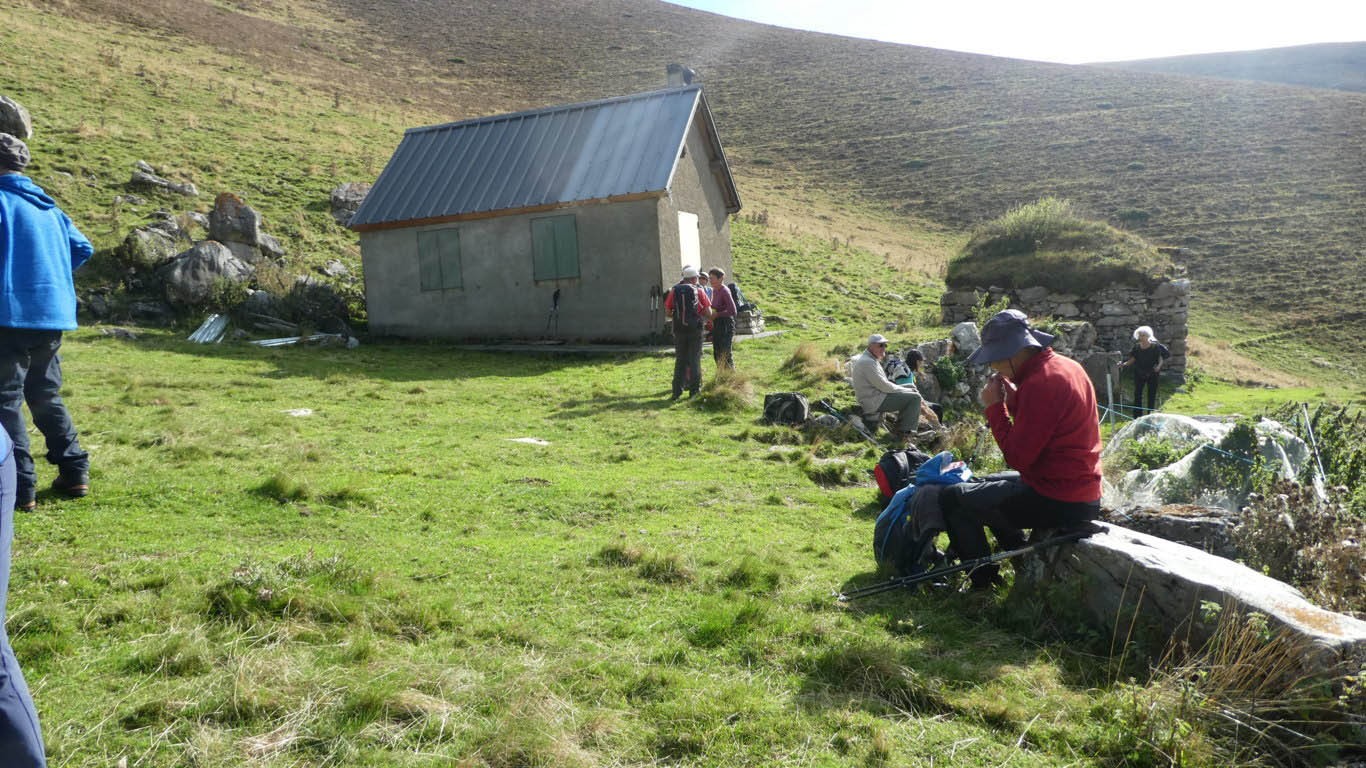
left=349, top=86, right=740, bottom=231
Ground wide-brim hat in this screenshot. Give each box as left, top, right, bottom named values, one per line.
left=966, top=309, right=1056, bottom=365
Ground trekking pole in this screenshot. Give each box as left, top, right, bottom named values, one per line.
left=544, top=288, right=561, bottom=337
left=815, top=399, right=880, bottom=446
left=836, top=528, right=1096, bottom=602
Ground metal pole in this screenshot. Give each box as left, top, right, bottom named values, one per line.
left=1105, top=373, right=1114, bottom=426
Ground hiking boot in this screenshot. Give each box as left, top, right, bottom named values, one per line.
left=52, top=473, right=90, bottom=499
left=17, top=497, right=35, bottom=512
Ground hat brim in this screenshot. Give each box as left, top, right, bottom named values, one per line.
left=966, top=328, right=1054, bottom=365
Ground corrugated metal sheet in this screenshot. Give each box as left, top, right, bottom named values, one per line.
left=351, top=86, right=725, bottom=230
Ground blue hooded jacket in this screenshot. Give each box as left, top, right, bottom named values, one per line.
left=0, top=173, right=93, bottom=330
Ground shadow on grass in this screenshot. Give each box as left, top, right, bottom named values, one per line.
left=83, top=329, right=624, bottom=383
left=553, top=390, right=679, bottom=417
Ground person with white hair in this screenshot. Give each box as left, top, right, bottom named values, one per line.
left=1118, top=325, right=1170, bottom=415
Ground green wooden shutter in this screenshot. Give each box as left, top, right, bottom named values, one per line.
left=417, top=230, right=442, bottom=291
left=532, top=218, right=557, bottom=280
left=553, top=216, right=579, bottom=278
left=439, top=229, right=462, bottom=289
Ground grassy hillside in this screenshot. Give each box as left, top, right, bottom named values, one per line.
left=1096, top=42, right=1366, bottom=93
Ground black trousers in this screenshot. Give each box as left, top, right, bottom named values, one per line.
left=1133, top=370, right=1159, bottom=414
left=711, top=316, right=735, bottom=369
left=672, top=328, right=703, bottom=397
left=939, top=476, right=1099, bottom=587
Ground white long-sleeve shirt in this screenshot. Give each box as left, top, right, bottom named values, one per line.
left=850, top=349, right=919, bottom=415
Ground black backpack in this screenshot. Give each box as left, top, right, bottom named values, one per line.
left=671, top=283, right=701, bottom=332
left=873, top=448, right=933, bottom=503
left=763, top=392, right=810, bottom=425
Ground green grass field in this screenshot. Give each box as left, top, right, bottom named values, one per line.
left=5, top=220, right=1350, bottom=767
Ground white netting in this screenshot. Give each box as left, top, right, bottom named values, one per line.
left=1101, top=413, right=1314, bottom=512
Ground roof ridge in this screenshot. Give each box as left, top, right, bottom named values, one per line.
left=406, top=85, right=703, bottom=136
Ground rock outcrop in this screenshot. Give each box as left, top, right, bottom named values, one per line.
left=1019, top=523, right=1366, bottom=686
left=0, top=95, right=32, bottom=139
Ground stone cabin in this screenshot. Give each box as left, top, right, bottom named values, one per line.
left=349, top=74, right=741, bottom=342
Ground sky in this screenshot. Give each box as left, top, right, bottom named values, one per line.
left=664, top=0, right=1366, bottom=64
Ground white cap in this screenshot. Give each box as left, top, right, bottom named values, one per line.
left=867, top=333, right=889, bottom=345
left=681, top=266, right=699, bottom=279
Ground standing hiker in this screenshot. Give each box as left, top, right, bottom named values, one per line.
left=0, top=134, right=92, bottom=512
left=706, top=267, right=736, bottom=371
left=664, top=266, right=711, bottom=400
left=0, top=132, right=60, bottom=767
left=939, top=310, right=1102, bottom=590
left=1118, top=325, right=1169, bottom=416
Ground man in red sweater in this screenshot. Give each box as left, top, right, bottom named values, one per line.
left=940, top=309, right=1102, bottom=589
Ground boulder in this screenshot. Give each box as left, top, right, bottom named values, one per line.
left=1020, top=523, right=1366, bottom=685
left=0, top=95, right=32, bottom=139
left=321, top=259, right=350, bottom=278
left=129, top=166, right=198, bottom=197
left=330, top=181, right=371, bottom=226
left=161, top=241, right=253, bottom=306
left=1079, top=351, right=1121, bottom=406
left=1101, top=505, right=1240, bottom=558
left=950, top=321, right=981, bottom=359
left=116, top=227, right=181, bottom=271
left=209, top=192, right=264, bottom=246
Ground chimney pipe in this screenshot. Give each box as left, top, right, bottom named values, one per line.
left=667, top=63, right=697, bottom=87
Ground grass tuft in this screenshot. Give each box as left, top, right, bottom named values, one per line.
left=695, top=367, right=755, bottom=411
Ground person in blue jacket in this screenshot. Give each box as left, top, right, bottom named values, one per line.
left=0, top=134, right=92, bottom=513
left=0, top=426, right=46, bottom=766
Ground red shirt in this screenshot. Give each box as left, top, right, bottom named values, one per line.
left=663, top=281, right=712, bottom=316
left=984, top=347, right=1102, bottom=503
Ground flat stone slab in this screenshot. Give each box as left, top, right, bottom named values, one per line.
left=1023, top=522, right=1366, bottom=683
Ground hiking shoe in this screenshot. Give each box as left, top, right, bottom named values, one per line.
left=51, top=473, right=90, bottom=498
left=17, top=498, right=35, bottom=512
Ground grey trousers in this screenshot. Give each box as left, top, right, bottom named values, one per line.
left=874, top=391, right=922, bottom=435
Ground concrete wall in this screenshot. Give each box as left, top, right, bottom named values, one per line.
left=361, top=197, right=663, bottom=342
left=657, top=118, right=734, bottom=286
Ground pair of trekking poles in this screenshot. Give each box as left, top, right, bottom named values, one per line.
left=836, top=526, right=1097, bottom=602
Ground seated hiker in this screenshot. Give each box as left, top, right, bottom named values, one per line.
left=901, top=349, right=944, bottom=423
left=938, top=310, right=1102, bottom=590
left=851, top=334, right=939, bottom=444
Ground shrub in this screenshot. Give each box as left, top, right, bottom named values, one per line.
left=1111, top=434, right=1187, bottom=473
left=1234, top=480, right=1365, bottom=616
left=930, top=355, right=964, bottom=392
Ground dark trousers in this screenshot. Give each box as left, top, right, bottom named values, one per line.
left=672, top=328, right=703, bottom=397
left=0, top=329, right=89, bottom=503
left=711, top=316, right=735, bottom=370
left=1133, top=371, right=1158, bottom=415
left=940, top=476, right=1100, bottom=587
left=0, top=449, right=47, bottom=767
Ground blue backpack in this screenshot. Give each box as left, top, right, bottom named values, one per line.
left=873, top=452, right=972, bottom=576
